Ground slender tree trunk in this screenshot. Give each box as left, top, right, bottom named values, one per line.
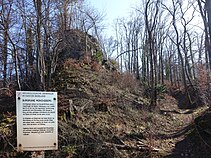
left=14, top=47, right=21, bottom=90
left=26, top=27, right=34, bottom=81
left=34, top=0, right=45, bottom=90
left=187, top=33, right=196, bottom=80
left=206, top=0, right=211, bottom=70
left=142, top=42, right=147, bottom=82
left=3, top=24, right=8, bottom=87
left=172, top=12, right=187, bottom=91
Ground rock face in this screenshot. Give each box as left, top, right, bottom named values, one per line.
left=58, top=29, right=102, bottom=62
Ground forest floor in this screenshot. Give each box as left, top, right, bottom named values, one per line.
left=0, top=60, right=211, bottom=157
left=153, top=94, right=209, bottom=158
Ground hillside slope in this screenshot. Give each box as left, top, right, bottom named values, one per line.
left=52, top=59, right=152, bottom=157
left=0, top=59, right=210, bottom=158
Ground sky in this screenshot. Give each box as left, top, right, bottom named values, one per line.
left=89, top=0, right=139, bottom=37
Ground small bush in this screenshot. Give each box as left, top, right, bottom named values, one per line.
left=63, top=59, right=81, bottom=70
left=193, top=65, right=211, bottom=106
left=112, top=71, right=141, bottom=94
left=93, top=51, right=103, bottom=63
left=156, top=84, right=167, bottom=94
left=91, top=61, right=101, bottom=72
left=156, top=84, right=167, bottom=99
left=63, top=145, right=77, bottom=157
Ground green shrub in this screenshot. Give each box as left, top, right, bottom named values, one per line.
left=63, top=145, right=77, bottom=157
left=156, top=84, right=167, bottom=94
left=93, top=51, right=103, bottom=63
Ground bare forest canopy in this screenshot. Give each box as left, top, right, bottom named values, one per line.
left=0, top=0, right=211, bottom=107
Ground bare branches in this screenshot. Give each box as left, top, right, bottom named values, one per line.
left=115, top=47, right=142, bottom=60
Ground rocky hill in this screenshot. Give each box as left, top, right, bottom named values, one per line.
left=57, top=29, right=103, bottom=62
left=51, top=59, right=152, bottom=157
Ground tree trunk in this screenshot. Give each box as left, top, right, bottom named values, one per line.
left=26, top=27, right=34, bottom=82
left=206, top=0, right=211, bottom=70
left=3, top=24, right=8, bottom=87
left=34, top=0, right=45, bottom=90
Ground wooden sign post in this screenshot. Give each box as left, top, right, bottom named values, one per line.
left=16, top=91, right=58, bottom=156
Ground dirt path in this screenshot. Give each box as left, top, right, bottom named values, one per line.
left=151, top=94, right=209, bottom=157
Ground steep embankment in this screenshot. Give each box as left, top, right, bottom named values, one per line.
left=52, top=59, right=153, bottom=157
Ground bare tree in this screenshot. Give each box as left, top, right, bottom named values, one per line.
left=162, top=0, right=188, bottom=92
left=0, top=0, right=13, bottom=87
left=197, top=0, right=211, bottom=92
left=144, top=0, right=160, bottom=107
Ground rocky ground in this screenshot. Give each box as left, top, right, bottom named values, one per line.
left=0, top=59, right=210, bottom=158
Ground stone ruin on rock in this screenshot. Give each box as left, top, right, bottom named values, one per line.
left=57, top=29, right=103, bottom=62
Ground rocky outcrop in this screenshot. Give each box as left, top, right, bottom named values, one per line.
left=57, top=29, right=103, bottom=62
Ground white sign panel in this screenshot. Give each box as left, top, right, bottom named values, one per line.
left=16, top=91, right=58, bottom=151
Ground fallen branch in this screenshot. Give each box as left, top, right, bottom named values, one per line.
left=2, top=135, right=16, bottom=151
left=160, top=109, right=193, bottom=114
left=105, top=142, right=159, bottom=152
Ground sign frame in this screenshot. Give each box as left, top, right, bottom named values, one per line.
left=16, top=91, right=58, bottom=151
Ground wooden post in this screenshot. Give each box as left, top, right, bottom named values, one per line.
left=31, top=151, right=45, bottom=158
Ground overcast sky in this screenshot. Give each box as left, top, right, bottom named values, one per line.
left=89, top=0, right=139, bottom=37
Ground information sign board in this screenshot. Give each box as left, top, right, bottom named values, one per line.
left=16, top=91, right=58, bottom=151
